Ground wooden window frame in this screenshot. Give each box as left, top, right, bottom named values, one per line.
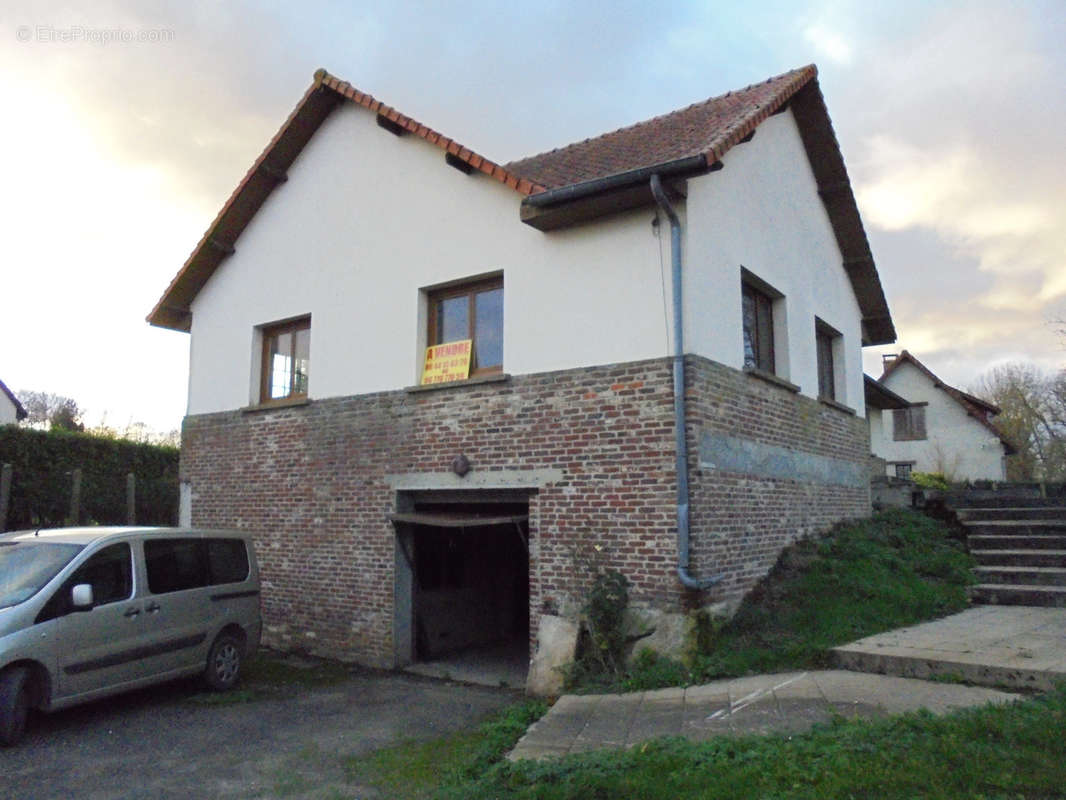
left=427, top=276, right=503, bottom=378
left=259, top=316, right=310, bottom=405
left=892, top=404, right=928, bottom=441
left=742, top=280, right=776, bottom=374
left=815, top=319, right=840, bottom=402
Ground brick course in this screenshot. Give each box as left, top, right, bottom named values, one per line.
left=181, top=355, right=869, bottom=666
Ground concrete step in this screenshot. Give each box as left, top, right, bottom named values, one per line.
left=971, top=549, right=1066, bottom=568
left=831, top=607, right=1066, bottom=692
left=964, top=520, right=1066, bottom=536
left=947, top=494, right=1066, bottom=509
left=956, top=507, right=1066, bottom=522
left=968, top=534, right=1066, bottom=550
left=969, top=583, right=1066, bottom=607
left=973, top=566, right=1066, bottom=586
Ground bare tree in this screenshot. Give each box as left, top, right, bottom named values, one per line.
left=972, top=363, right=1066, bottom=481
left=15, top=391, right=84, bottom=432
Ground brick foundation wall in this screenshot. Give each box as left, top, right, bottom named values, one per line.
left=181, top=355, right=871, bottom=666
left=685, top=355, right=871, bottom=608
left=182, top=359, right=681, bottom=666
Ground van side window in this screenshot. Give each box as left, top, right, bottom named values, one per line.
left=145, top=539, right=208, bottom=594
left=35, top=543, right=133, bottom=623
left=207, top=539, right=249, bottom=585
left=145, top=538, right=250, bottom=594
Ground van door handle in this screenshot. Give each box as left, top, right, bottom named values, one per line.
left=146, top=602, right=161, bottom=614
left=124, top=608, right=141, bottom=618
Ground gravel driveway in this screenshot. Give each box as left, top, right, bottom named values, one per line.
left=2, top=660, right=518, bottom=800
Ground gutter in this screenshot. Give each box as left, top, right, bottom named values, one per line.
left=650, top=174, right=724, bottom=591
left=525, top=155, right=708, bottom=209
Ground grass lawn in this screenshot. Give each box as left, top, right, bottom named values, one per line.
left=438, top=687, right=1066, bottom=799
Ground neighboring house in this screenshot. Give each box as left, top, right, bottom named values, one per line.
left=872, top=351, right=1014, bottom=481
left=863, top=373, right=910, bottom=476
left=0, top=380, right=27, bottom=426
left=149, top=64, right=895, bottom=678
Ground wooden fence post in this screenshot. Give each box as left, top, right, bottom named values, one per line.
left=0, top=463, right=11, bottom=532
left=68, top=468, right=82, bottom=525
left=126, top=472, right=136, bottom=525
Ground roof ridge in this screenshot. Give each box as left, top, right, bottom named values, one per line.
left=881, top=351, right=1013, bottom=451
left=316, top=69, right=544, bottom=196
left=505, top=64, right=816, bottom=169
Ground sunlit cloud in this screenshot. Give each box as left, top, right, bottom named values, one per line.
left=803, top=23, right=853, bottom=64
left=855, top=133, right=1066, bottom=317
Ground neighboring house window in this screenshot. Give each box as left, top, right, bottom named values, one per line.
left=742, top=281, right=775, bottom=373
left=815, top=319, right=841, bottom=401
left=893, top=405, right=927, bottom=441
left=893, top=462, right=914, bottom=479
left=260, top=317, right=310, bottom=403
left=427, top=276, right=503, bottom=376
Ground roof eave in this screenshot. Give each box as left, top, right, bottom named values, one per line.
left=864, top=374, right=910, bottom=410
left=789, top=79, right=895, bottom=346
left=519, top=155, right=711, bottom=231
left=148, top=69, right=541, bottom=333
left=147, top=76, right=342, bottom=331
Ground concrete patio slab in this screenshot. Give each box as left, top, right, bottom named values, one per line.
left=509, top=670, right=1018, bottom=761
left=831, top=606, right=1066, bottom=691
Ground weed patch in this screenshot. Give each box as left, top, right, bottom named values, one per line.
left=566, top=508, right=975, bottom=692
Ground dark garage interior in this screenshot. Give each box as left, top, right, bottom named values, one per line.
left=391, top=492, right=530, bottom=686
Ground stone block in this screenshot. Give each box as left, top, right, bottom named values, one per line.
left=527, top=615, right=579, bottom=696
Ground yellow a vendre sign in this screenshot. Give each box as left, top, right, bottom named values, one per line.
left=421, top=339, right=472, bottom=385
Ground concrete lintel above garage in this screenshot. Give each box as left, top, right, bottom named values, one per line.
left=385, top=469, right=563, bottom=491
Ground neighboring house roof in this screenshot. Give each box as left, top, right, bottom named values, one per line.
left=0, top=379, right=27, bottom=421
left=148, top=65, right=894, bottom=347
left=863, top=374, right=910, bottom=411
left=879, top=351, right=1016, bottom=454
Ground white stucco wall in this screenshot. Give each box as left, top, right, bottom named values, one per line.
left=868, top=406, right=885, bottom=455
left=876, top=362, right=1007, bottom=480
left=186, top=103, right=867, bottom=417
left=685, top=111, right=865, bottom=414
left=0, top=389, right=19, bottom=425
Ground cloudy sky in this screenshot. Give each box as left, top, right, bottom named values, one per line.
left=1, top=0, right=1063, bottom=432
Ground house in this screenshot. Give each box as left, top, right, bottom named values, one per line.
left=0, top=380, right=27, bottom=426
left=149, top=64, right=895, bottom=683
left=872, top=351, right=1014, bottom=481
left=863, top=373, right=910, bottom=473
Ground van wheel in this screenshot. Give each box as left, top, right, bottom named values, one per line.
left=0, top=667, right=31, bottom=747
left=204, top=633, right=244, bottom=691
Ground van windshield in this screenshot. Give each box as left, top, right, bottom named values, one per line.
left=0, top=542, right=84, bottom=610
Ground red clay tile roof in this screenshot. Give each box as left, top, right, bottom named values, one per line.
left=318, top=72, right=545, bottom=196
left=148, top=65, right=894, bottom=346
left=505, top=66, right=815, bottom=190
left=880, top=351, right=1016, bottom=454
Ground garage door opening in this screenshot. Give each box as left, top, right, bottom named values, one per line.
left=391, top=493, right=530, bottom=688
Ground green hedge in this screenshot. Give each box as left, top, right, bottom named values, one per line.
left=0, top=427, right=179, bottom=529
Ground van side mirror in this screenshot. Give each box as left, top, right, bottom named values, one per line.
left=71, top=584, right=94, bottom=610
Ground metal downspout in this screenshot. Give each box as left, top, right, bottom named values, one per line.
left=650, top=174, right=724, bottom=591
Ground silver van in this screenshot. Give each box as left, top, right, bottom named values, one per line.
left=0, top=527, right=261, bottom=745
